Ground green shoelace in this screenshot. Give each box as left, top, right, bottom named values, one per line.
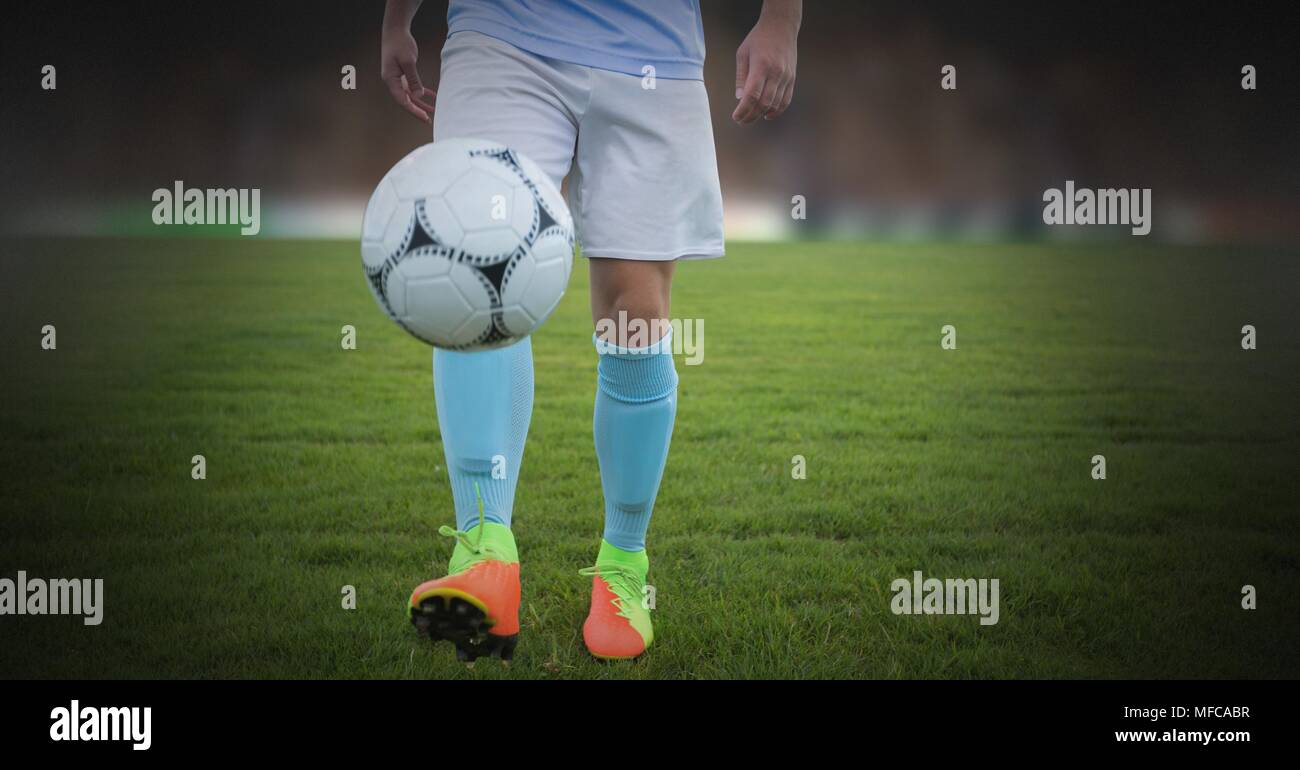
left=435, top=482, right=506, bottom=560
left=578, top=563, right=647, bottom=618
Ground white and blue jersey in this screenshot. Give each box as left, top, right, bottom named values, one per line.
left=446, top=0, right=706, bottom=80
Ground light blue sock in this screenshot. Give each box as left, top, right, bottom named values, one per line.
left=593, top=329, right=677, bottom=553
left=433, top=338, right=533, bottom=530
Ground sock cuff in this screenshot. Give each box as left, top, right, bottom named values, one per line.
left=594, top=329, right=677, bottom=404
left=592, top=327, right=674, bottom=358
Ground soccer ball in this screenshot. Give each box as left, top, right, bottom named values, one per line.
left=360, top=138, right=575, bottom=350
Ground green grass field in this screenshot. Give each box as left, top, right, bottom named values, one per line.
left=1, top=238, right=1297, bottom=679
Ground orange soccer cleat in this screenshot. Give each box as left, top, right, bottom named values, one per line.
left=409, top=517, right=520, bottom=665
left=580, top=540, right=653, bottom=661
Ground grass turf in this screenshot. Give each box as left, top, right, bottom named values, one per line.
left=0, top=237, right=1297, bottom=679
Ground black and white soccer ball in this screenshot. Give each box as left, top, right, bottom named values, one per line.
left=361, top=138, right=575, bottom=350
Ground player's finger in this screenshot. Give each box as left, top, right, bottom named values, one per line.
left=412, top=89, right=437, bottom=114
left=738, top=77, right=774, bottom=124
left=398, top=59, right=427, bottom=100
left=732, top=69, right=766, bottom=123
left=406, top=97, right=431, bottom=123
left=402, top=97, right=431, bottom=123
left=732, top=87, right=761, bottom=123
left=765, top=80, right=792, bottom=120
left=392, top=80, right=431, bottom=123
left=384, top=73, right=430, bottom=123
left=383, top=72, right=410, bottom=107
left=734, top=44, right=749, bottom=97
left=756, top=76, right=782, bottom=120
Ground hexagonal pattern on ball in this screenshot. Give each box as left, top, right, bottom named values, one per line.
left=400, top=248, right=455, bottom=281
left=419, top=197, right=464, bottom=250
left=516, top=151, right=571, bottom=232
left=509, top=186, right=538, bottom=241
left=452, top=308, right=499, bottom=348
left=500, top=252, right=535, bottom=308
left=361, top=238, right=390, bottom=273
left=371, top=199, right=414, bottom=266
left=398, top=277, right=472, bottom=347
left=500, top=305, right=538, bottom=338
left=362, top=179, right=398, bottom=244
left=448, top=168, right=524, bottom=260
left=531, top=230, right=575, bottom=281
left=524, top=252, right=569, bottom=322
left=391, top=145, right=473, bottom=201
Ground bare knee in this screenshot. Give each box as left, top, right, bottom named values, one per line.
left=589, top=258, right=675, bottom=341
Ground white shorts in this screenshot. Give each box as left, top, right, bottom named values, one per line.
left=433, top=31, right=725, bottom=261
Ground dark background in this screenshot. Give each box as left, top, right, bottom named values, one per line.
left=1, top=0, right=1296, bottom=240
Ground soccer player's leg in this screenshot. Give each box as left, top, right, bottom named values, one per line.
left=571, top=67, right=724, bottom=660
left=582, top=259, right=677, bottom=660
left=407, top=31, right=581, bottom=663
left=409, top=344, right=530, bottom=664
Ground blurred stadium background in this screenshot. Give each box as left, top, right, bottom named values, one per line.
left=0, top=0, right=1295, bottom=243
left=2, top=1, right=1298, bottom=680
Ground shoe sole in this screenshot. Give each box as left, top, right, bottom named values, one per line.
left=588, top=651, right=643, bottom=662
left=409, top=589, right=518, bottom=665
left=586, top=640, right=651, bottom=662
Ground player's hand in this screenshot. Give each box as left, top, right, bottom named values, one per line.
left=733, top=1, right=801, bottom=124
left=381, top=25, right=437, bottom=124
